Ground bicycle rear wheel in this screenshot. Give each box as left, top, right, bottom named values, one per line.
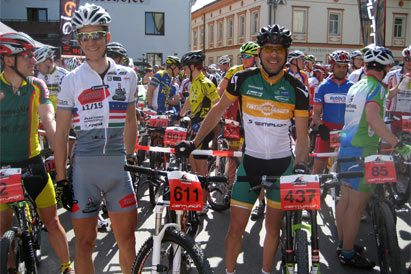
left=0, top=228, right=38, bottom=274
left=295, top=229, right=309, bottom=274
left=374, top=203, right=403, bottom=274
left=131, top=229, right=212, bottom=274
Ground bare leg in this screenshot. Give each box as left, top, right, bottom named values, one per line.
left=72, top=216, right=98, bottom=274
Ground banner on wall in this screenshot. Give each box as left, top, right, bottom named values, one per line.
left=357, top=0, right=386, bottom=46
left=60, top=0, right=80, bottom=45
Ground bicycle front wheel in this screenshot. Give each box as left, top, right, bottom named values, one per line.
left=131, top=229, right=212, bottom=274
left=207, top=182, right=230, bottom=211
left=374, top=203, right=403, bottom=274
left=295, top=229, right=309, bottom=274
left=0, top=228, right=38, bottom=274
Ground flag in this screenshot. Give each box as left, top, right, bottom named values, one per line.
left=60, top=0, right=80, bottom=45
left=357, top=0, right=386, bottom=46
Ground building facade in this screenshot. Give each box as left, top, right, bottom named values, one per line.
left=0, top=0, right=193, bottom=67
left=192, top=0, right=410, bottom=66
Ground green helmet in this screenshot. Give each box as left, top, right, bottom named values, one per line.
left=240, top=41, right=259, bottom=55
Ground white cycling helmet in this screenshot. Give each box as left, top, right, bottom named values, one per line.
left=329, top=50, right=351, bottom=64
left=65, top=57, right=81, bottom=71
left=287, top=50, right=305, bottom=62
left=208, top=64, right=217, bottom=71
left=217, top=55, right=230, bottom=65
left=402, top=46, right=411, bottom=58
left=34, top=46, right=55, bottom=64
left=71, top=3, right=111, bottom=32
left=351, top=50, right=363, bottom=60
left=363, top=46, right=394, bottom=66
left=0, top=32, right=36, bottom=56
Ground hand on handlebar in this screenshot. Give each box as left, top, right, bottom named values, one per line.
left=174, top=140, right=196, bottom=158
left=395, top=141, right=411, bottom=161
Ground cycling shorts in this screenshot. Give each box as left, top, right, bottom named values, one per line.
left=314, top=121, right=343, bottom=161
left=0, top=155, right=56, bottom=211
left=71, top=155, right=137, bottom=218
left=338, top=146, right=377, bottom=193
left=231, top=154, right=294, bottom=210
left=193, top=131, right=214, bottom=160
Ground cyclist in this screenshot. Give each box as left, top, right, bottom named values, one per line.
left=175, top=24, right=310, bottom=274
left=54, top=4, right=138, bottom=274
left=336, top=46, right=411, bottom=269
left=308, top=64, right=328, bottom=108
left=106, top=41, right=128, bottom=65
left=286, top=50, right=309, bottom=88
left=217, top=41, right=265, bottom=220
left=348, top=49, right=366, bottom=83
left=207, top=63, right=221, bottom=86
left=349, top=49, right=364, bottom=74
left=304, top=54, right=316, bottom=77
left=217, top=54, right=231, bottom=79
left=140, top=67, right=153, bottom=85
left=34, top=45, right=68, bottom=112
left=0, top=32, right=73, bottom=274
left=311, top=50, right=353, bottom=175
left=146, top=56, right=181, bottom=113
left=179, top=50, right=220, bottom=214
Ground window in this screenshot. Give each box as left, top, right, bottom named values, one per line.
left=217, top=21, right=223, bottom=41
left=239, top=14, right=245, bottom=37
left=227, top=18, right=233, bottom=39
left=27, top=8, right=47, bottom=22
left=193, top=29, right=198, bottom=47
left=199, top=26, right=204, bottom=46
left=251, top=12, right=259, bottom=35
left=293, top=9, right=307, bottom=34
left=145, top=12, right=164, bottom=35
left=328, top=12, right=341, bottom=36
left=209, top=24, right=214, bottom=43
left=146, top=53, right=163, bottom=67
left=394, top=16, right=405, bottom=38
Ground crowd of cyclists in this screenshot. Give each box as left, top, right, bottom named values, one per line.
left=0, top=2, right=410, bottom=273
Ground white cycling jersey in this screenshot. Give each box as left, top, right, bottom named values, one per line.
left=347, top=67, right=365, bottom=83
left=58, top=58, right=137, bottom=156
left=384, top=68, right=411, bottom=113
left=37, top=66, right=68, bottom=111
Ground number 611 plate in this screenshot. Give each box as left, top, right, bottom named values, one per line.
left=168, top=171, right=203, bottom=211
left=280, top=174, right=320, bottom=211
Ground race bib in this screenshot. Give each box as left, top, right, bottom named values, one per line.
left=223, top=119, right=240, bottom=140
left=280, top=175, right=320, bottom=210
left=168, top=171, right=203, bottom=211
left=364, top=155, right=397, bottom=184
left=164, top=127, right=187, bottom=146
left=402, top=115, right=411, bottom=133
left=148, top=115, right=168, bottom=128
left=0, top=168, right=24, bottom=204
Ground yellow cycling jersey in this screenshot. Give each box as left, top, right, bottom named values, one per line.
left=189, top=73, right=219, bottom=123
left=224, top=64, right=244, bottom=81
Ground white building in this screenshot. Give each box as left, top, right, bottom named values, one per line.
left=0, top=0, right=193, bottom=66
left=192, top=0, right=410, bottom=65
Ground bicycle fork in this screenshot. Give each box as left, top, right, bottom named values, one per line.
left=151, top=203, right=183, bottom=274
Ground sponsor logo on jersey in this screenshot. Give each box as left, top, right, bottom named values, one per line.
left=246, top=102, right=289, bottom=115
left=324, top=94, right=346, bottom=103
left=248, top=119, right=288, bottom=127
left=78, top=85, right=110, bottom=105
left=274, top=96, right=289, bottom=103
left=246, top=90, right=263, bottom=97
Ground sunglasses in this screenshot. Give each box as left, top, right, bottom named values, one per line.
left=241, top=54, right=255, bottom=59
left=261, top=46, right=286, bottom=55
left=18, top=51, right=35, bottom=59
left=77, top=31, right=108, bottom=42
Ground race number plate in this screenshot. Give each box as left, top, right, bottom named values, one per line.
left=168, top=171, right=203, bottom=211
left=280, top=175, right=320, bottom=210
left=402, top=115, right=411, bottom=133
left=164, top=127, right=187, bottom=146
left=148, top=115, right=168, bottom=128
left=142, top=108, right=157, bottom=116
left=329, top=131, right=340, bottom=148
left=364, top=155, right=397, bottom=184
left=223, top=119, right=240, bottom=140
left=0, top=168, right=24, bottom=204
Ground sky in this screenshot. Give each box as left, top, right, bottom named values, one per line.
left=191, top=0, right=216, bottom=12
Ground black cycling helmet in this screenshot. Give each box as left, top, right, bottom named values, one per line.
left=106, top=42, right=127, bottom=58
left=181, top=50, right=205, bottom=67
left=257, top=24, right=292, bottom=49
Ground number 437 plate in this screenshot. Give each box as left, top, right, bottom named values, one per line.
left=280, top=175, right=320, bottom=211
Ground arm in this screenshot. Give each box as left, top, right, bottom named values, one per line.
left=217, top=77, right=229, bottom=97
left=38, top=103, right=56, bottom=149
left=294, top=116, right=310, bottom=165
left=387, top=81, right=401, bottom=100
left=180, top=96, right=191, bottom=117
left=54, top=109, right=72, bottom=181
left=124, top=103, right=138, bottom=155
left=146, top=84, right=155, bottom=108
left=193, top=93, right=233, bottom=147
left=365, top=102, right=398, bottom=147
left=168, top=94, right=180, bottom=106
left=311, top=105, right=323, bottom=126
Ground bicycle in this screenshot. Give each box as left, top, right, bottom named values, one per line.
left=240, top=170, right=362, bottom=274
left=0, top=166, right=44, bottom=274
left=338, top=154, right=405, bottom=274
left=124, top=164, right=226, bottom=273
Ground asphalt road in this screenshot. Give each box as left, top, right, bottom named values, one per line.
left=38, top=183, right=411, bottom=274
